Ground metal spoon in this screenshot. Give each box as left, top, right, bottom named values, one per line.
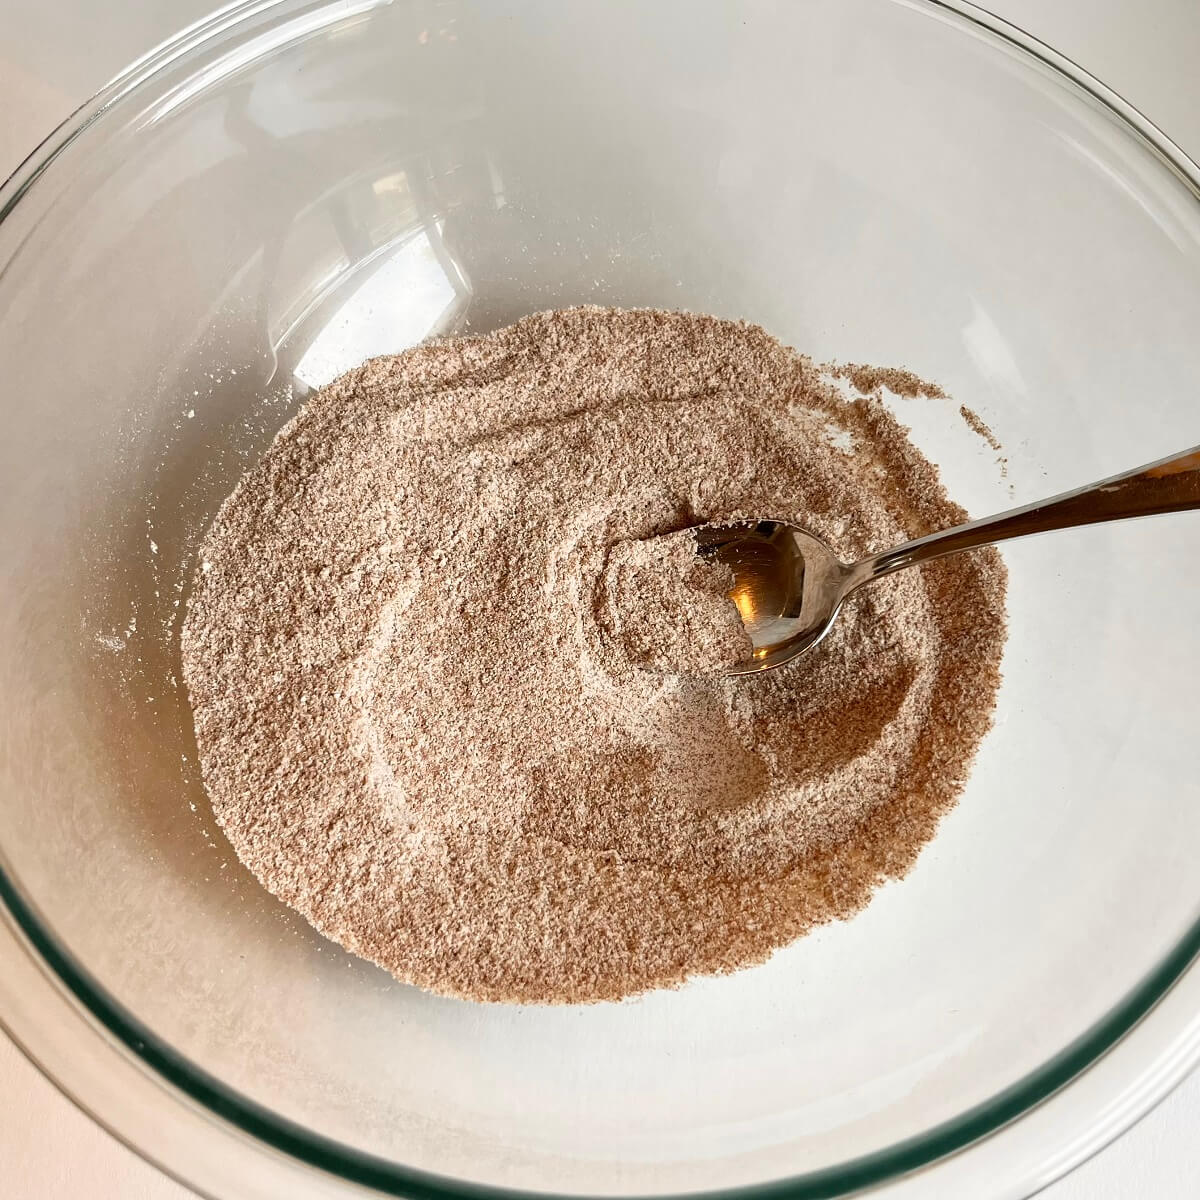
left=696, top=444, right=1200, bottom=675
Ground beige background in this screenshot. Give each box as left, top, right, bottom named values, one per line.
left=2, top=1, right=1199, bottom=1196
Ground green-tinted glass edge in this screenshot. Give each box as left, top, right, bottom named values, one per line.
left=4, top=862, right=1200, bottom=1200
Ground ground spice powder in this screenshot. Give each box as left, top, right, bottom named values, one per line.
left=181, top=307, right=1007, bottom=1004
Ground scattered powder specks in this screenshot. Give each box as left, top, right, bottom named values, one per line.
left=959, top=404, right=1002, bottom=452
left=182, top=307, right=1007, bottom=1004
left=959, top=404, right=1009, bottom=480
left=832, top=361, right=947, bottom=399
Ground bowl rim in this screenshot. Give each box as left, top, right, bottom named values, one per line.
left=3, top=0, right=1200, bottom=1197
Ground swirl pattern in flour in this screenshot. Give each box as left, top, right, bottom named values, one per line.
left=181, top=307, right=1006, bottom=1003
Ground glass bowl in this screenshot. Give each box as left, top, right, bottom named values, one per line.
left=3, top=1, right=1200, bottom=1197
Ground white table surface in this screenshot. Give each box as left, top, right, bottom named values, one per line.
left=2, top=1, right=1200, bottom=1196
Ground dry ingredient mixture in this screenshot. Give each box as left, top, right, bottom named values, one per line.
left=181, top=307, right=1007, bottom=1004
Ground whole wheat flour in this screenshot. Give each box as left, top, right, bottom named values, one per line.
left=181, top=307, right=1007, bottom=1004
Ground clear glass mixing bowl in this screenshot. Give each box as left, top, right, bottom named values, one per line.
left=3, top=1, right=1200, bottom=1197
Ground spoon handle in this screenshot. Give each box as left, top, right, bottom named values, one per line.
left=847, top=444, right=1200, bottom=588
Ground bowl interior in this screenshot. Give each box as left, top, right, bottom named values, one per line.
left=3, top=0, right=1200, bottom=1194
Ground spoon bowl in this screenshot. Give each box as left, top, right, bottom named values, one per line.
left=698, top=443, right=1200, bottom=675
left=695, top=522, right=849, bottom=673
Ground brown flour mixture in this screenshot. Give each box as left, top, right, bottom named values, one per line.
left=181, top=307, right=1007, bottom=1004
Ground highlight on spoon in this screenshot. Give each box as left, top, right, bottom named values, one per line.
left=694, top=520, right=843, bottom=674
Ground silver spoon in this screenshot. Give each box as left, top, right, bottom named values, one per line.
left=696, top=444, right=1200, bottom=675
